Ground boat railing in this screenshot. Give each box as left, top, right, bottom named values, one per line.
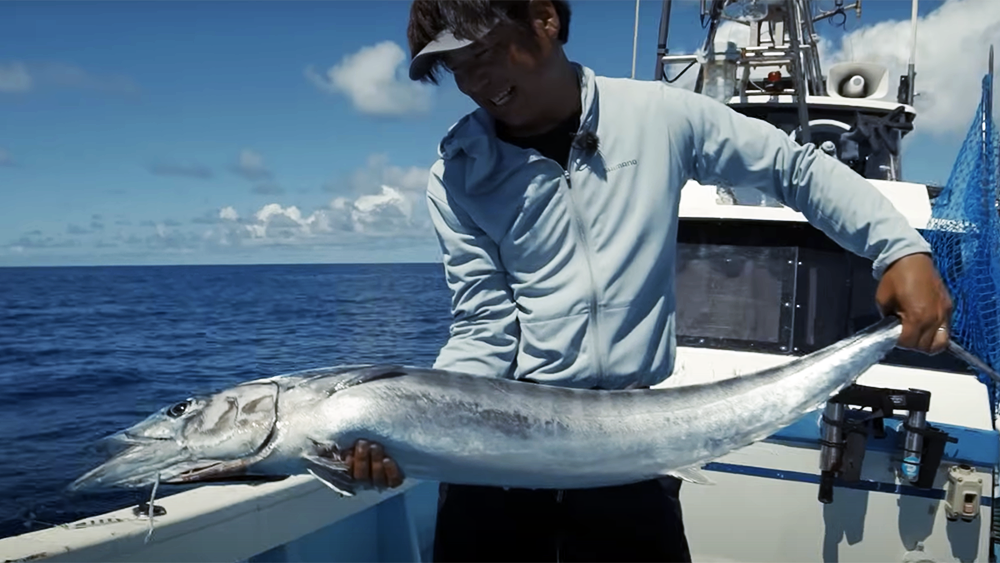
left=0, top=475, right=440, bottom=563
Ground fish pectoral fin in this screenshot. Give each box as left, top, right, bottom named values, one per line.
left=665, top=466, right=715, bottom=486
left=302, top=454, right=356, bottom=497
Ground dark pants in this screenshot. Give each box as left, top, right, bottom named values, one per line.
left=431, top=477, right=692, bottom=562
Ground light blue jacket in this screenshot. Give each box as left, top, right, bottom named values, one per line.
left=425, top=64, right=931, bottom=390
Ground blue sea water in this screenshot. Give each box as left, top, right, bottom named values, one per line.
left=0, top=263, right=453, bottom=540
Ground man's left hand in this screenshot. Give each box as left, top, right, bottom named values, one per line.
left=875, top=253, right=953, bottom=355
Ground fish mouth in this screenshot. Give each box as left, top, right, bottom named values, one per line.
left=68, top=434, right=182, bottom=491
left=67, top=432, right=259, bottom=491
left=68, top=442, right=256, bottom=491
left=159, top=459, right=264, bottom=485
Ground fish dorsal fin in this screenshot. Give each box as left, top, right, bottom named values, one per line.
left=289, top=365, right=412, bottom=397
left=330, top=365, right=409, bottom=393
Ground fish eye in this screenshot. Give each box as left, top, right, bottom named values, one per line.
left=167, top=400, right=191, bottom=418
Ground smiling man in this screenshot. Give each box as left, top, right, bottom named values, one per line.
left=341, top=0, right=954, bottom=561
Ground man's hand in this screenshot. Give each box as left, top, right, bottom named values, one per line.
left=342, top=439, right=404, bottom=490
left=875, top=253, right=953, bottom=354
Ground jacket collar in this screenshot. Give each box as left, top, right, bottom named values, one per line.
left=437, top=63, right=599, bottom=195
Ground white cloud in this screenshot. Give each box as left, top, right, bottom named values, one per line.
left=0, top=148, right=14, bottom=167
left=323, top=152, right=431, bottom=233
left=199, top=203, right=335, bottom=248
left=199, top=152, right=430, bottom=249
left=6, top=155, right=434, bottom=259
left=231, top=148, right=272, bottom=181
left=379, top=161, right=431, bottom=194
left=331, top=153, right=429, bottom=196
left=0, top=61, right=137, bottom=95
left=249, top=203, right=333, bottom=238
left=204, top=187, right=417, bottom=247
left=219, top=206, right=239, bottom=222
left=815, top=0, right=1000, bottom=138
left=351, top=185, right=414, bottom=234
left=305, top=41, right=432, bottom=116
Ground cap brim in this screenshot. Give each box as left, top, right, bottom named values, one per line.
left=408, top=24, right=495, bottom=81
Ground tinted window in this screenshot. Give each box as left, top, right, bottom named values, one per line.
left=675, top=243, right=795, bottom=353
left=675, top=218, right=973, bottom=375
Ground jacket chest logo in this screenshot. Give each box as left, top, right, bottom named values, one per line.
left=604, top=159, right=638, bottom=174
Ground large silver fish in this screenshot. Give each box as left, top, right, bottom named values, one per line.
left=70, top=317, right=903, bottom=495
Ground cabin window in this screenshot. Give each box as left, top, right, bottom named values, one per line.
left=675, top=219, right=973, bottom=375
left=675, top=243, right=796, bottom=353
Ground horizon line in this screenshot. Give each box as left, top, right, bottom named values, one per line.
left=0, top=260, right=445, bottom=269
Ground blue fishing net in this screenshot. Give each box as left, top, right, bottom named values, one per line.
left=924, top=69, right=1000, bottom=414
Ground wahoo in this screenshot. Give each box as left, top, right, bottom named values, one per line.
left=70, top=317, right=903, bottom=495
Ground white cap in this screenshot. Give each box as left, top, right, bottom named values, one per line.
left=408, top=23, right=495, bottom=81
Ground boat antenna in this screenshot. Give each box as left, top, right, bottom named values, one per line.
left=905, top=0, right=918, bottom=105
left=653, top=0, right=673, bottom=81
left=631, top=0, right=641, bottom=79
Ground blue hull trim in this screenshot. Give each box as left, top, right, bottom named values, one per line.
left=703, top=461, right=994, bottom=507
left=765, top=410, right=1000, bottom=469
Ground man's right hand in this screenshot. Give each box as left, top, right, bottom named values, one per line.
left=342, top=439, right=404, bottom=490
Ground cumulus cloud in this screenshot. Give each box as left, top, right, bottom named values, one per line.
left=816, top=0, right=999, bottom=138
left=197, top=151, right=428, bottom=250
left=248, top=204, right=333, bottom=238
left=348, top=185, right=415, bottom=234
left=147, top=161, right=213, bottom=179
left=8, top=156, right=433, bottom=261
left=702, top=0, right=999, bottom=139
left=321, top=152, right=431, bottom=234
left=0, top=61, right=137, bottom=95
left=219, top=206, right=239, bottom=222
left=200, top=183, right=418, bottom=249
left=231, top=148, right=273, bottom=181
left=305, top=41, right=432, bottom=116
left=196, top=203, right=334, bottom=248
left=327, top=153, right=429, bottom=196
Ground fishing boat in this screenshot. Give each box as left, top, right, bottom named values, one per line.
left=1, top=0, right=998, bottom=561
left=656, top=1, right=1000, bottom=561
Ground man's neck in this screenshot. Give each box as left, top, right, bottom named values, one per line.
left=499, top=60, right=581, bottom=139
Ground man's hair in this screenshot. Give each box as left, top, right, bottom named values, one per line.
left=407, top=0, right=572, bottom=84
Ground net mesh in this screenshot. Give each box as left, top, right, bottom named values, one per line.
left=924, top=69, right=1000, bottom=413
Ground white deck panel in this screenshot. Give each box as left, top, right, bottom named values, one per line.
left=678, top=179, right=935, bottom=230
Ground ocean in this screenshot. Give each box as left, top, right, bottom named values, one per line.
left=0, top=262, right=453, bottom=540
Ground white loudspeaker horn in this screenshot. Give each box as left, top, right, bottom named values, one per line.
left=826, top=61, right=890, bottom=99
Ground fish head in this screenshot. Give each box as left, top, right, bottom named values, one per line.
left=70, top=380, right=280, bottom=491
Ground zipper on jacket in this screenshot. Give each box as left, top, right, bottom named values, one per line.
left=559, top=158, right=607, bottom=383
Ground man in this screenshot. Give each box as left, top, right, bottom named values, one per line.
left=341, top=0, right=954, bottom=561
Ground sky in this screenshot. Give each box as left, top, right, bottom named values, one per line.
left=1, top=0, right=997, bottom=267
